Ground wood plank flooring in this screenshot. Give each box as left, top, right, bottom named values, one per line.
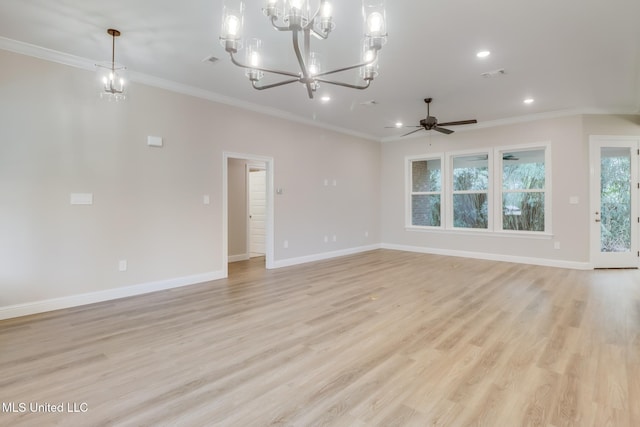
left=1, top=249, right=639, bottom=426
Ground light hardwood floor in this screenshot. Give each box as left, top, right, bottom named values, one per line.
left=1, top=249, right=639, bottom=426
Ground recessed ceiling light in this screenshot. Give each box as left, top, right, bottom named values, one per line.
left=476, top=50, right=491, bottom=58
left=395, top=122, right=403, bottom=128
left=320, top=95, right=331, bottom=102
left=523, top=98, right=534, bottom=104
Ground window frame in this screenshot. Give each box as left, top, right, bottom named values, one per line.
left=406, top=154, right=444, bottom=229
left=494, top=143, right=552, bottom=234
left=405, top=143, right=552, bottom=238
left=446, top=150, right=493, bottom=232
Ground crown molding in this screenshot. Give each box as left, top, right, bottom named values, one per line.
left=0, top=36, right=95, bottom=71
left=0, top=36, right=379, bottom=143
left=3, top=36, right=636, bottom=144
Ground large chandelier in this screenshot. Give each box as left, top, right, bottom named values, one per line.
left=219, top=0, right=387, bottom=99
left=96, top=29, right=126, bottom=101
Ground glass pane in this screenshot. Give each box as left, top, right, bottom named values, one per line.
left=453, top=155, right=488, bottom=191
left=453, top=193, right=488, bottom=228
left=600, top=147, right=631, bottom=252
left=502, top=149, right=545, bottom=190
left=502, top=192, right=545, bottom=231
left=412, top=159, right=441, bottom=192
left=412, top=194, right=441, bottom=226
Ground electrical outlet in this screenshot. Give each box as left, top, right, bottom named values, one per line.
left=283, top=240, right=289, bottom=249
left=118, top=260, right=127, bottom=271
left=554, top=242, right=560, bottom=250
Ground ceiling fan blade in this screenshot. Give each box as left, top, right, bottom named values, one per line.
left=437, top=119, right=477, bottom=127
left=433, top=126, right=454, bottom=135
left=385, top=126, right=422, bottom=129
left=401, top=128, right=425, bottom=137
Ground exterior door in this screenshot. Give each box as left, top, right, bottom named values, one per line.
left=590, top=136, right=640, bottom=268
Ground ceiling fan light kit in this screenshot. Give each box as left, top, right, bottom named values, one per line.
left=95, top=28, right=126, bottom=101
left=219, top=0, right=387, bottom=99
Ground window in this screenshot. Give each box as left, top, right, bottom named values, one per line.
left=500, top=149, right=547, bottom=232
left=451, top=154, right=489, bottom=229
left=406, top=144, right=550, bottom=235
left=409, top=157, right=442, bottom=227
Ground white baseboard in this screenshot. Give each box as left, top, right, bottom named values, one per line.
left=271, top=244, right=382, bottom=269
left=381, top=243, right=591, bottom=270
left=0, top=244, right=590, bottom=321
left=0, top=270, right=225, bottom=321
left=228, top=253, right=250, bottom=263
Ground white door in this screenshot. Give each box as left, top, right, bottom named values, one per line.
left=249, top=169, right=266, bottom=257
left=590, top=136, right=640, bottom=268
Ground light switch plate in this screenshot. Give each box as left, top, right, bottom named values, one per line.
left=147, top=136, right=163, bottom=147
left=70, top=193, right=93, bottom=205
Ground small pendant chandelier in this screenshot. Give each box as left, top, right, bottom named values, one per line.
left=96, top=28, right=126, bottom=101
left=219, top=0, right=387, bottom=99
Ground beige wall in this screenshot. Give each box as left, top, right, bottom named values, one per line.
left=0, top=49, right=381, bottom=309
left=380, top=114, right=640, bottom=266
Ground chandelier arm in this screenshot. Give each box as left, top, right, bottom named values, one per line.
left=313, top=61, right=370, bottom=78
left=229, top=52, right=300, bottom=78
left=108, top=80, right=123, bottom=94
left=310, top=28, right=329, bottom=40
left=314, top=50, right=379, bottom=78
left=304, top=28, right=311, bottom=61
left=304, top=3, right=322, bottom=30
left=252, top=78, right=300, bottom=90
left=314, top=78, right=371, bottom=90
left=291, top=30, right=314, bottom=98
left=269, top=15, right=290, bottom=31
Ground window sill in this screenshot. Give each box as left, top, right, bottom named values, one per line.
left=404, top=226, right=553, bottom=240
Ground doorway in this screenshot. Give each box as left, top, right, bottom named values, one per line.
left=590, top=136, right=640, bottom=268
left=223, top=152, right=274, bottom=278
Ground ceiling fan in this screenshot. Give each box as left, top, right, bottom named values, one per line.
left=389, top=98, right=477, bottom=137
left=471, top=153, right=520, bottom=161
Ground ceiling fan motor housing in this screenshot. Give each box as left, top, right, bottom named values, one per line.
left=420, top=116, right=437, bottom=129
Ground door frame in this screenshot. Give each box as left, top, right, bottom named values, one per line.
left=222, top=152, right=275, bottom=277
left=589, top=135, right=640, bottom=268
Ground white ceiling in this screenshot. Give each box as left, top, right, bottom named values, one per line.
left=1, top=0, right=639, bottom=141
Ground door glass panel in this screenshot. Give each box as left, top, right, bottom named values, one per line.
left=600, top=147, right=631, bottom=253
